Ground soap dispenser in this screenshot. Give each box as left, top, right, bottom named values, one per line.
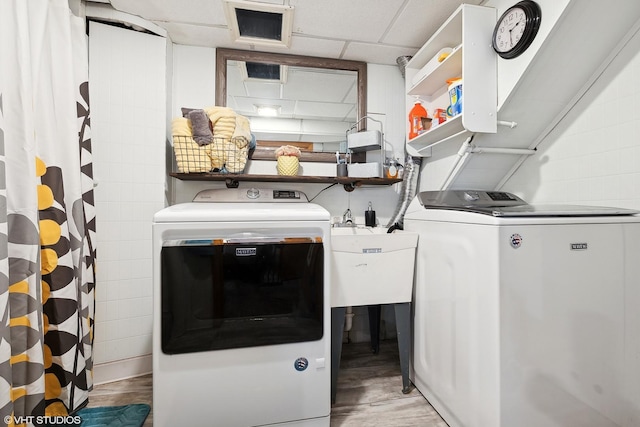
left=365, top=202, right=376, bottom=227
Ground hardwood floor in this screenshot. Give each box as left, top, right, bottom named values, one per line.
left=86, top=340, right=447, bottom=426
left=332, top=340, right=448, bottom=427
left=84, top=374, right=153, bottom=426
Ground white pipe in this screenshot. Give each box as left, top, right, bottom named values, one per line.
left=438, top=137, right=537, bottom=190
left=344, top=306, right=355, bottom=332
left=470, top=147, right=536, bottom=155
left=456, top=138, right=472, bottom=157
left=497, top=120, right=518, bottom=129
left=440, top=137, right=473, bottom=190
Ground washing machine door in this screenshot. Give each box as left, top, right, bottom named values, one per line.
left=160, top=235, right=324, bottom=354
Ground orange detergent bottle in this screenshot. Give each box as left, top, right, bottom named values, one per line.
left=408, top=100, right=428, bottom=140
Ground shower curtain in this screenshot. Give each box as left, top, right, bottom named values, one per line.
left=0, top=0, right=96, bottom=424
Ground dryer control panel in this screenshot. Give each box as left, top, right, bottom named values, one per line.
left=194, top=188, right=308, bottom=202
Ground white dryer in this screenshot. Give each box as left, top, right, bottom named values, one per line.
left=152, top=188, right=331, bottom=427
left=404, top=190, right=640, bottom=427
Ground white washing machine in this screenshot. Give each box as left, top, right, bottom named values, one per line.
left=404, top=190, right=640, bottom=427
left=152, top=188, right=331, bottom=427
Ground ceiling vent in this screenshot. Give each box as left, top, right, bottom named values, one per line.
left=223, top=0, right=294, bottom=48
left=239, top=61, right=288, bottom=83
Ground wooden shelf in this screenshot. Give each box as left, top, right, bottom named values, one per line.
left=170, top=173, right=402, bottom=191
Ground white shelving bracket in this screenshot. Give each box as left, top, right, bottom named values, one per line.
left=469, top=146, right=536, bottom=155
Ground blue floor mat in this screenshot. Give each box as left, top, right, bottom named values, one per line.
left=76, top=404, right=150, bottom=427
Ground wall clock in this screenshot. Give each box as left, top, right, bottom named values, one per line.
left=492, top=0, right=542, bottom=59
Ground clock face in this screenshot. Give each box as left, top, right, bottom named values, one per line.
left=493, top=7, right=527, bottom=53
left=492, top=0, right=542, bottom=59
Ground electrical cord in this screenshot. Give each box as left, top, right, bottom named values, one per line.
left=308, top=182, right=338, bottom=202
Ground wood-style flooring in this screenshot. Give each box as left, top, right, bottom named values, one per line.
left=86, top=340, right=448, bottom=426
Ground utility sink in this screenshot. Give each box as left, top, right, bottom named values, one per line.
left=330, top=226, right=418, bottom=307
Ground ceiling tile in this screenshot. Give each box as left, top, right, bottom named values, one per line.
left=343, top=41, right=418, bottom=66
left=283, top=68, right=356, bottom=103
left=286, top=36, right=346, bottom=59
left=110, top=0, right=227, bottom=26
left=383, top=0, right=483, bottom=47
left=295, top=101, right=354, bottom=121
left=288, top=0, right=407, bottom=44
left=245, top=81, right=282, bottom=99
left=157, top=22, right=231, bottom=47
left=226, top=63, right=248, bottom=96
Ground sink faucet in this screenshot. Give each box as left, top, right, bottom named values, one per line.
left=342, top=208, right=354, bottom=225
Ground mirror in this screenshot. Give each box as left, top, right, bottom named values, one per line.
left=216, top=48, right=367, bottom=162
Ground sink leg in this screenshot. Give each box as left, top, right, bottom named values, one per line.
left=331, top=307, right=346, bottom=404
left=368, top=305, right=382, bottom=354
left=394, top=302, right=413, bottom=394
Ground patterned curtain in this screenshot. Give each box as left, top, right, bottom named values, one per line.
left=0, top=0, right=96, bottom=424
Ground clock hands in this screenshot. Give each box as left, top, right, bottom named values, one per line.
left=508, top=20, right=522, bottom=47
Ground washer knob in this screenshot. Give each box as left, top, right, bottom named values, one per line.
left=246, top=188, right=260, bottom=199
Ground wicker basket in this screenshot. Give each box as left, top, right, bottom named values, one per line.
left=173, top=135, right=251, bottom=174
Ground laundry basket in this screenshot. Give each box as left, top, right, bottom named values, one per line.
left=172, top=135, right=251, bottom=174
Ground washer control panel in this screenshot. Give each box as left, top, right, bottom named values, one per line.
left=417, top=190, right=526, bottom=208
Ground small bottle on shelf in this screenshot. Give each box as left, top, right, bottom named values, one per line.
left=408, top=98, right=429, bottom=139
left=433, top=108, right=447, bottom=127
left=385, top=159, right=398, bottom=179
left=395, top=158, right=404, bottom=179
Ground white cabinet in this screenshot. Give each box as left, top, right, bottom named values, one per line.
left=405, top=4, right=496, bottom=157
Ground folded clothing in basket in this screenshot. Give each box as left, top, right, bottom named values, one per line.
left=172, top=106, right=253, bottom=173
left=186, top=109, right=213, bottom=146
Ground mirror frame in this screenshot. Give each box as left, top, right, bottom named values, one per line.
left=215, top=48, right=367, bottom=163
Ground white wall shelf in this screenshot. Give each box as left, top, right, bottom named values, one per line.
left=405, top=4, right=496, bottom=157
left=408, top=46, right=462, bottom=99
left=407, top=115, right=467, bottom=154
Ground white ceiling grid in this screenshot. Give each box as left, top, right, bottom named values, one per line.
left=104, top=0, right=483, bottom=65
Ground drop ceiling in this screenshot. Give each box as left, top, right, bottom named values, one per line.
left=88, top=0, right=487, bottom=146
left=93, top=0, right=485, bottom=66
